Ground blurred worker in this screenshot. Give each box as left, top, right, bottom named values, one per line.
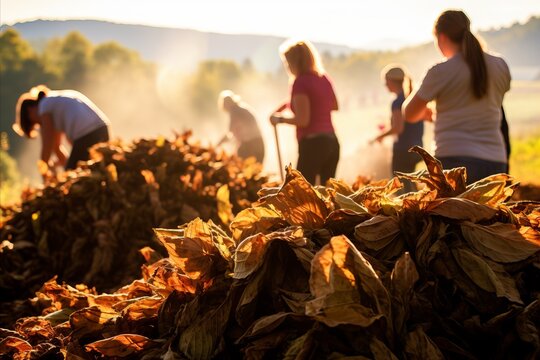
left=14, top=85, right=110, bottom=173
left=270, top=39, right=340, bottom=185
left=404, top=10, right=511, bottom=183
left=373, top=64, right=424, bottom=193
left=217, top=90, right=265, bottom=163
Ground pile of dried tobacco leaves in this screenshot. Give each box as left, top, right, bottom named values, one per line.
left=1, top=146, right=539, bottom=359
left=0, top=132, right=267, bottom=328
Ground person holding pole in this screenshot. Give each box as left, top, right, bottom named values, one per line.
left=270, top=39, right=340, bottom=185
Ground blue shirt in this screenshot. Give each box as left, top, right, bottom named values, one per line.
left=392, top=92, right=423, bottom=151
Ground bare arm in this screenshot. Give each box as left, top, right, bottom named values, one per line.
left=40, top=114, right=57, bottom=164
left=403, top=94, right=430, bottom=123
left=270, top=94, right=310, bottom=128
left=51, top=132, right=67, bottom=167
left=373, top=109, right=405, bottom=143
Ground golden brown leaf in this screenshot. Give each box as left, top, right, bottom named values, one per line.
left=306, top=235, right=391, bottom=327
left=461, top=222, right=540, bottom=263
left=257, top=167, right=329, bottom=229
left=230, top=206, right=283, bottom=242
left=216, top=184, right=234, bottom=225
left=355, top=215, right=401, bottom=251
left=69, top=306, right=119, bottom=338
left=451, top=248, right=522, bottom=303
left=0, top=336, right=32, bottom=353
left=427, top=198, right=498, bottom=222
left=404, top=327, right=444, bottom=360
left=234, top=226, right=307, bottom=279
left=85, top=334, right=156, bottom=357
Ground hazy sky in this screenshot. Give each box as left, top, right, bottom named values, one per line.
left=1, top=0, right=539, bottom=48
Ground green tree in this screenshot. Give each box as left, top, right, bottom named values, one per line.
left=188, top=60, right=242, bottom=117
left=0, top=29, right=56, bottom=153
left=57, top=32, right=92, bottom=88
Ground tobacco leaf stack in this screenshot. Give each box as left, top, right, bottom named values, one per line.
left=1, top=146, right=539, bottom=359
left=0, top=132, right=267, bottom=328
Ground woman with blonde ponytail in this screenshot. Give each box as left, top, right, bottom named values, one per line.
left=404, top=9, right=511, bottom=183
left=373, top=64, right=424, bottom=193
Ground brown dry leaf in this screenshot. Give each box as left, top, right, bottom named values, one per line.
left=427, top=198, right=498, bottom=222
left=329, top=189, right=370, bottom=214
left=113, top=296, right=164, bottom=321
left=370, top=337, right=399, bottom=360
left=451, top=247, right=522, bottom=304
left=0, top=336, right=32, bottom=353
left=459, top=174, right=515, bottom=206
left=234, top=226, right=307, bottom=279
left=461, top=222, right=540, bottom=263
left=69, top=306, right=119, bottom=338
left=35, top=278, right=91, bottom=311
left=178, top=290, right=234, bottom=360
left=326, top=178, right=355, bottom=196
left=354, top=215, right=401, bottom=251
left=350, top=177, right=402, bottom=214
left=85, top=334, right=156, bottom=357
left=142, top=258, right=198, bottom=295
left=230, top=206, right=283, bottom=242
left=390, top=252, right=419, bottom=337
left=257, top=167, right=329, bottom=230
left=404, top=327, right=444, bottom=360
left=397, top=146, right=467, bottom=197
left=216, top=184, right=234, bottom=225
left=154, top=219, right=220, bottom=281
left=14, top=317, right=56, bottom=341
left=306, top=235, right=391, bottom=328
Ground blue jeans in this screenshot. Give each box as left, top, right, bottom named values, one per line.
left=438, top=156, right=507, bottom=184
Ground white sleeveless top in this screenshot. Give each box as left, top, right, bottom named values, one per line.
left=38, top=90, right=110, bottom=142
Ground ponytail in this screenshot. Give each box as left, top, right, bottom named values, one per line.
left=435, top=10, right=488, bottom=99
left=405, top=76, right=413, bottom=97
left=462, top=30, right=487, bottom=98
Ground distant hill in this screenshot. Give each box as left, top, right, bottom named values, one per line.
left=1, top=17, right=539, bottom=78
left=0, top=19, right=356, bottom=72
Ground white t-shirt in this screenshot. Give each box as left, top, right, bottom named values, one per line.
left=416, top=52, right=511, bottom=163
left=38, top=90, right=110, bottom=142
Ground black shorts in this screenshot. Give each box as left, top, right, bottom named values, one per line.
left=297, top=133, right=340, bottom=185
left=66, top=126, right=110, bottom=170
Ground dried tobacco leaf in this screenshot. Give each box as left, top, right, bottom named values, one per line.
left=461, top=222, right=540, bottom=263
left=216, top=184, right=234, bottom=225
left=369, top=336, right=399, bottom=360
left=85, top=334, right=156, bottom=357
left=390, top=252, right=419, bottom=338
left=257, top=167, right=329, bottom=230
left=230, top=206, right=283, bottom=242
left=404, top=327, right=444, bottom=360
left=234, top=226, right=308, bottom=279
left=0, top=336, right=32, bottom=354
left=397, top=146, right=467, bottom=197
left=306, top=235, right=391, bottom=328
left=354, top=216, right=401, bottom=251
left=427, top=197, right=498, bottom=223
left=69, top=306, right=119, bottom=339
left=154, top=218, right=229, bottom=281
left=350, top=178, right=402, bottom=214
left=459, top=174, right=516, bottom=206
left=451, top=247, right=522, bottom=304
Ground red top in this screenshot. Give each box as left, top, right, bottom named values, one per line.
left=290, top=73, right=337, bottom=140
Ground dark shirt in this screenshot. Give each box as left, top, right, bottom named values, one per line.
left=392, top=92, right=423, bottom=151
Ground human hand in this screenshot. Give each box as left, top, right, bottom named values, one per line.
left=424, top=107, right=434, bottom=122
left=270, top=114, right=282, bottom=126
